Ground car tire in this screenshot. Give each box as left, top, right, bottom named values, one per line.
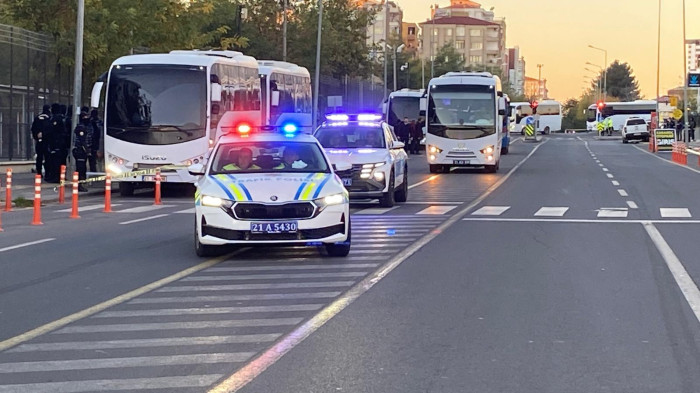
left=622, top=136, right=628, bottom=144
left=379, top=172, right=395, bottom=207
left=394, top=168, right=408, bottom=203
left=194, top=219, right=219, bottom=257
left=429, top=164, right=441, bottom=173
left=119, top=181, right=134, bottom=197
left=502, top=146, right=509, bottom=155
left=325, top=221, right=351, bottom=257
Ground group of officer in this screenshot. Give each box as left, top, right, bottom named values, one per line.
left=31, top=104, right=102, bottom=191
left=394, top=117, right=425, bottom=155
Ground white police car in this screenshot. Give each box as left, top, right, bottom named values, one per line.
left=314, top=114, right=409, bottom=207
left=188, top=125, right=351, bottom=257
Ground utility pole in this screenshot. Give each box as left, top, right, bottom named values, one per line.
left=383, top=0, right=390, bottom=101
left=655, top=0, right=661, bottom=128
left=430, top=4, right=436, bottom=78
left=682, top=0, right=689, bottom=142
left=282, top=0, right=288, bottom=62
left=537, top=64, right=543, bottom=100
left=70, top=0, right=85, bottom=171
left=312, top=0, right=323, bottom=131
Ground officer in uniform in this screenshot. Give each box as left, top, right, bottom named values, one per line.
left=223, top=148, right=260, bottom=171
left=275, top=147, right=307, bottom=169
left=31, top=104, right=52, bottom=176
left=72, top=107, right=92, bottom=192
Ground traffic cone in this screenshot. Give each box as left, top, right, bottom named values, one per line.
left=58, top=165, right=66, bottom=204
left=31, top=175, right=43, bottom=225
left=104, top=174, right=113, bottom=213
left=154, top=168, right=162, bottom=206
left=4, top=168, right=11, bottom=212
left=70, top=172, right=80, bottom=219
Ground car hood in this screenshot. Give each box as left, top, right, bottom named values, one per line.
left=200, top=172, right=345, bottom=202
left=324, top=148, right=389, bottom=166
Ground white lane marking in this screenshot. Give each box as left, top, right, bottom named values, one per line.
left=175, top=208, right=195, bottom=214
left=93, top=304, right=323, bottom=318
left=534, top=207, right=569, bottom=217
left=8, top=334, right=281, bottom=353
left=208, top=137, right=550, bottom=393
left=612, top=180, right=620, bottom=186
left=602, top=168, right=609, bottom=172
left=55, top=204, right=122, bottom=213
left=598, top=163, right=604, bottom=167
left=116, top=205, right=173, bottom=213
left=471, top=206, right=511, bottom=216
left=643, top=222, right=700, bottom=324
left=462, top=218, right=700, bottom=224
left=181, top=272, right=367, bottom=281
left=0, top=238, right=55, bottom=253
left=416, top=205, right=458, bottom=215
left=627, top=201, right=639, bottom=209
left=0, top=353, right=253, bottom=373
left=618, top=189, right=628, bottom=197
left=634, top=145, right=700, bottom=175
left=128, top=292, right=343, bottom=305
left=607, top=174, right=614, bottom=178
left=402, top=201, right=464, bottom=205
left=355, top=207, right=399, bottom=215
left=408, top=175, right=439, bottom=189
left=119, top=214, right=169, bottom=225
left=207, top=264, right=378, bottom=272
left=660, top=208, right=692, bottom=218
left=55, top=318, right=303, bottom=334
left=157, top=281, right=356, bottom=293
left=597, top=208, right=628, bottom=218
left=0, top=375, right=224, bottom=392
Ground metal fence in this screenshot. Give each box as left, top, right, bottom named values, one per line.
left=0, top=24, right=73, bottom=161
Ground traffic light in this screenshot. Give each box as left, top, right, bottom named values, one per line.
left=530, top=100, right=538, bottom=114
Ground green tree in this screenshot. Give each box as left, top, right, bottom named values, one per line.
left=595, top=61, right=641, bottom=101
left=432, top=43, right=465, bottom=78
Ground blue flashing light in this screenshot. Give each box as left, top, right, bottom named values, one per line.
left=282, top=123, right=299, bottom=133
left=326, top=114, right=349, bottom=121
left=358, top=113, right=382, bottom=121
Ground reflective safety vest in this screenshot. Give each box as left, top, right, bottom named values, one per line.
left=223, top=163, right=260, bottom=171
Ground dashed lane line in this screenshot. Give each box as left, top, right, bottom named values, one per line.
left=0, top=238, right=55, bottom=253
left=618, top=189, right=629, bottom=197
left=119, top=214, right=170, bottom=225
left=627, top=201, right=639, bottom=209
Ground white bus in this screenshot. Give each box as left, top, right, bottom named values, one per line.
left=510, top=100, right=562, bottom=135
left=92, top=50, right=261, bottom=196
left=257, top=60, right=312, bottom=133
left=586, top=100, right=656, bottom=132
left=385, top=89, right=424, bottom=130
left=425, top=72, right=507, bottom=173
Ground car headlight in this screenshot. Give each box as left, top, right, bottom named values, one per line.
left=315, top=193, right=348, bottom=208
left=202, top=195, right=233, bottom=208
left=360, top=161, right=388, bottom=180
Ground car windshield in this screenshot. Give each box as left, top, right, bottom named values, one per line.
left=210, top=141, right=330, bottom=174
left=315, top=125, right=386, bottom=149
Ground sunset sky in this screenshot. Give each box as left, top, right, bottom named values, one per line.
left=398, top=0, right=700, bottom=101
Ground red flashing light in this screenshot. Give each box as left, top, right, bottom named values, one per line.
left=237, top=123, right=252, bottom=134
left=596, top=101, right=605, bottom=110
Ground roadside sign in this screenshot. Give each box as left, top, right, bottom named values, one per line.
left=525, top=116, right=535, bottom=125
left=689, top=72, right=700, bottom=88
left=670, top=96, right=678, bottom=107
left=672, top=108, right=683, bottom=120
left=654, top=129, right=676, bottom=151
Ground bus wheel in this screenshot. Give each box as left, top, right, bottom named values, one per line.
left=544, top=126, right=550, bottom=135
left=119, top=182, right=135, bottom=197
left=429, top=164, right=441, bottom=173
left=502, top=146, right=509, bottom=155
left=484, top=161, right=499, bottom=173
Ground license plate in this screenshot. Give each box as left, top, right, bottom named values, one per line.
left=251, top=221, right=298, bottom=234
left=143, top=175, right=166, bottom=181
left=342, top=178, right=353, bottom=186
left=453, top=160, right=470, bottom=165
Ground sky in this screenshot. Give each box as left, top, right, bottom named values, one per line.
left=398, top=0, right=700, bottom=101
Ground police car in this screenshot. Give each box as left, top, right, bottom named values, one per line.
left=314, top=114, right=409, bottom=207
left=188, top=124, right=351, bottom=257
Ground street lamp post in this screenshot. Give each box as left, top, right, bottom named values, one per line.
left=312, top=0, right=323, bottom=131
left=70, top=0, right=85, bottom=172
left=536, top=64, right=543, bottom=100
left=401, top=63, right=409, bottom=88
left=588, top=45, right=608, bottom=101
left=584, top=67, right=601, bottom=103
left=682, top=0, right=689, bottom=142
left=383, top=0, right=390, bottom=101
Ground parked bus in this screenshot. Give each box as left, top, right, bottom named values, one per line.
left=510, top=100, right=562, bottom=135
left=425, top=72, right=507, bottom=173
left=91, top=50, right=261, bottom=196
left=258, top=60, right=312, bottom=133
left=586, top=100, right=656, bottom=132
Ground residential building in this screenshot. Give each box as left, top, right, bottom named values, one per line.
left=687, top=39, right=700, bottom=72
left=419, top=0, right=506, bottom=74
left=358, top=0, right=403, bottom=52
left=506, top=46, right=525, bottom=95
left=524, top=76, right=548, bottom=100
left=402, top=22, right=420, bottom=55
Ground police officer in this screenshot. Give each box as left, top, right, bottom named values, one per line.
left=223, top=148, right=259, bottom=171
left=44, top=103, right=65, bottom=183
left=275, top=148, right=306, bottom=169
left=31, top=104, right=52, bottom=176
left=72, top=107, right=92, bottom=192
left=89, top=109, right=103, bottom=172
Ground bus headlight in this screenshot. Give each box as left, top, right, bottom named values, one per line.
left=428, top=145, right=443, bottom=154
left=480, top=145, right=495, bottom=155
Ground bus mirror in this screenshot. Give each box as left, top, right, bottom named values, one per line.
left=498, top=97, right=506, bottom=111
left=271, top=91, right=280, bottom=107
left=419, top=110, right=426, bottom=117
left=211, top=103, right=220, bottom=115
left=90, top=81, right=103, bottom=109
left=211, top=83, right=222, bottom=102
left=419, top=97, right=427, bottom=111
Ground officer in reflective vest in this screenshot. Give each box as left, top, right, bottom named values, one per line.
left=223, top=148, right=260, bottom=171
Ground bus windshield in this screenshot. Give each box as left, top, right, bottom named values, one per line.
left=428, top=85, right=496, bottom=140
left=388, top=96, right=420, bottom=128
left=106, top=65, right=207, bottom=145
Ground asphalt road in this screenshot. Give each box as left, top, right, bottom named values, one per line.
left=3, top=134, right=700, bottom=392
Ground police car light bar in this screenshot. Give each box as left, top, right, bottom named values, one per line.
left=237, top=123, right=252, bottom=134
left=357, top=114, right=382, bottom=121
left=282, top=123, right=299, bottom=133
left=326, top=114, right=349, bottom=121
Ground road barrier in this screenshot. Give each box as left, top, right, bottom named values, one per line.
left=58, top=164, right=187, bottom=187
left=154, top=168, right=162, bottom=205
left=5, top=169, right=11, bottom=212
left=31, top=175, right=42, bottom=226
left=58, top=165, right=66, bottom=204
left=104, top=174, right=113, bottom=213
left=672, top=142, right=688, bottom=165
left=70, top=172, right=80, bottom=219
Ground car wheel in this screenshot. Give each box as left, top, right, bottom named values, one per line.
left=194, top=219, right=219, bottom=257
left=429, top=164, right=441, bottom=173
left=379, top=172, right=395, bottom=207
left=502, top=146, right=509, bottom=155
left=394, top=168, right=408, bottom=203
left=622, top=136, right=628, bottom=144
left=119, top=181, right=135, bottom=197
left=325, top=221, right=351, bottom=257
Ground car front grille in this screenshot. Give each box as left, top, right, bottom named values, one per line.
left=231, top=202, right=316, bottom=220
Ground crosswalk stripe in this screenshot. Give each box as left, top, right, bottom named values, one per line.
left=128, top=292, right=342, bottom=304
left=156, top=281, right=356, bottom=293
left=181, top=272, right=367, bottom=281
left=54, top=318, right=303, bottom=334
left=597, top=208, right=628, bottom=218
left=660, top=208, right=692, bottom=218
left=93, top=304, right=323, bottom=318
left=0, top=353, right=254, bottom=373
left=354, top=207, right=399, bottom=215
left=534, top=207, right=569, bottom=217
left=471, top=206, right=511, bottom=216
left=8, top=334, right=282, bottom=353
left=416, top=205, right=458, bottom=215
left=55, top=204, right=122, bottom=213
left=0, top=375, right=224, bottom=393
left=117, top=205, right=173, bottom=213
left=206, top=264, right=378, bottom=272
left=627, top=201, right=639, bottom=209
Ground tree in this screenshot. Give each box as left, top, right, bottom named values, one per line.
left=432, top=43, right=465, bottom=78
left=596, top=61, right=641, bottom=101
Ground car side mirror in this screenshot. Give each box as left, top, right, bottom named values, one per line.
left=188, top=163, right=205, bottom=176
left=392, top=141, right=405, bottom=149
left=334, top=162, right=352, bottom=172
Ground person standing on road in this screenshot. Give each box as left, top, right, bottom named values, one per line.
left=31, top=104, right=52, bottom=177
left=89, top=109, right=103, bottom=172
left=395, top=117, right=409, bottom=144
left=689, top=116, right=696, bottom=142
left=44, top=103, right=64, bottom=183
left=409, top=119, right=422, bottom=154
left=72, top=107, right=92, bottom=192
